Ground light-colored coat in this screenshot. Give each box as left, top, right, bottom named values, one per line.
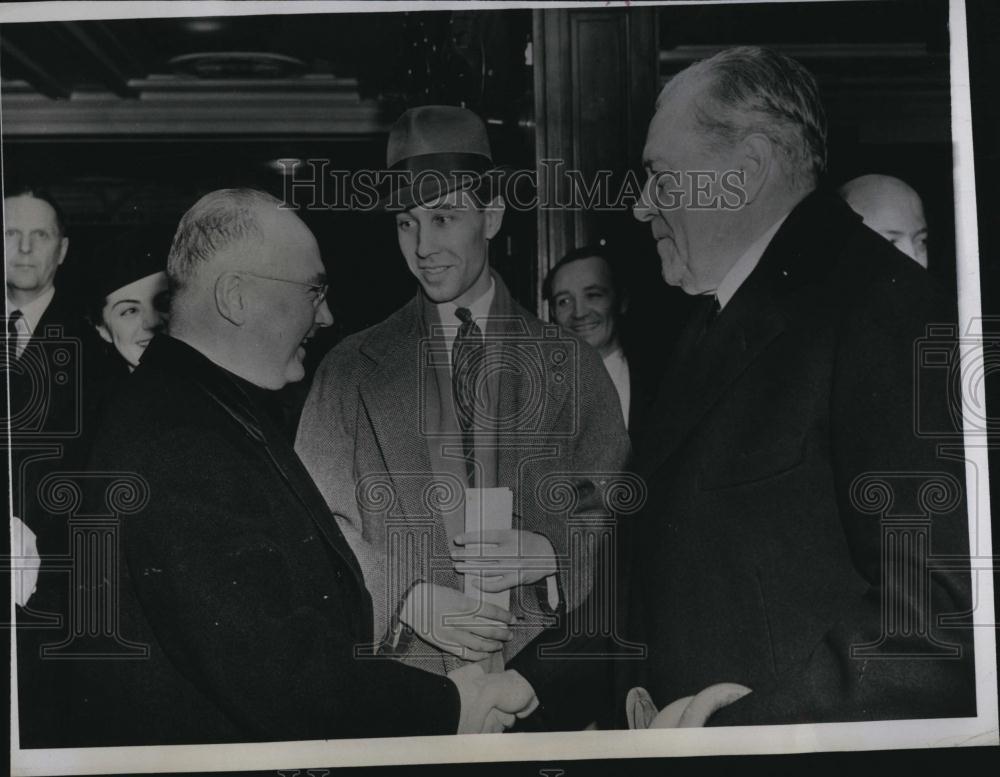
left=296, top=273, right=630, bottom=674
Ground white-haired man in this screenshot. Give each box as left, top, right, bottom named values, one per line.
left=617, top=46, right=973, bottom=726
left=67, top=188, right=536, bottom=746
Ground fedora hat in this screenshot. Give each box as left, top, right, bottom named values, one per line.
left=379, top=105, right=503, bottom=211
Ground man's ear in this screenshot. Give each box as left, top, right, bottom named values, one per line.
left=95, top=322, right=112, bottom=345
left=484, top=196, right=506, bottom=241
left=737, top=133, right=775, bottom=204
left=215, top=272, right=247, bottom=326
left=57, top=237, right=68, bottom=266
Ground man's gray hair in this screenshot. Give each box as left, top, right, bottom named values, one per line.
left=167, top=188, right=283, bottom=287
left=661, top=46, right=827, bottom=191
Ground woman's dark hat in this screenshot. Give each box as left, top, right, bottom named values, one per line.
left=379, top=105, right=505, bottom=211
left=88, top=227, right=171, bottom=314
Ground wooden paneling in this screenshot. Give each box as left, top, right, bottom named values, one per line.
left=532, top=7, right=658, bottom=316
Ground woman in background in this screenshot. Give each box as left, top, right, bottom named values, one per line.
left=87, top=228, right=171, bottom=371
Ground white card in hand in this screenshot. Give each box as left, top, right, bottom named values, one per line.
left=463, top=487, right=513, bottom=612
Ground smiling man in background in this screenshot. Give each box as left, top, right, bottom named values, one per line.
left=544, top=244, right=654, bottom=431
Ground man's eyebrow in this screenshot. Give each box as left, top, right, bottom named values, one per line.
left=583, top=283, right=610, bottom=293
left=111, top=298, right=142, bottom=308
left=310, top=272, right=328, bottom=285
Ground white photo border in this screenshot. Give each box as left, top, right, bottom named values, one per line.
left=5, top=1, right=997, bottom=774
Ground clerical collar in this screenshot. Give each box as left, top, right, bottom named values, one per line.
left=714, top=213, right=789, bottom=310
left=226, top=368, right=288, bottom=431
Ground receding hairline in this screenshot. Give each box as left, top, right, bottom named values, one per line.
left=169, top=189, right=303, bottom=273
left=3, top=192, right=65, bottom=231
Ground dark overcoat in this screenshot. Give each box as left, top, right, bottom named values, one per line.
left=65, top=335, right=458, bottom=746
left=623, top=191, right=976, bottom=724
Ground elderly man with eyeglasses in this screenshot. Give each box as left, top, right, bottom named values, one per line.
left=64, top=188, right=537, bottom=747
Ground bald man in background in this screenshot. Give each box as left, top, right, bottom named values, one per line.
left=839, top=174, right=929, bottom=268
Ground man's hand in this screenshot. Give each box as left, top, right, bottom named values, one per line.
left=452, top=530, right=557, bottom=592
left=449, top=663, right=540, bottom=734
left=653, top=682, right=750, bottom=727
left=400, top=582, right=514, bottom=661
left=11, top=515, right=40, bottom=608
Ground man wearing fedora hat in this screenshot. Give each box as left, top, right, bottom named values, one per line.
left=296, top=106, right=629, bottom=712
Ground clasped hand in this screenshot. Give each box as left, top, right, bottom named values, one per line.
left=452, top=529, right=557, bottom=592
left=448, top=663, right=539, bottom=734
left=400, top=582, right=514, bottom=660
left=399, top=531, right=556, bottom=658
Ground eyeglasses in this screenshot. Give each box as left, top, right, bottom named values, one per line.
left=239, top=271, right=329, bottom=309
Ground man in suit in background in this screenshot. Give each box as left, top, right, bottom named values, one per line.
left=5, top=187, right=110, bottom=747
left=5, top=187, right=107, bottom=538
left=543, top=244, right=655, bottom=432
left=622, top=46, right=974, bottom=726
left=65, top=188, right=536, bottom=746
left=296, top=107, right=630, bottom=700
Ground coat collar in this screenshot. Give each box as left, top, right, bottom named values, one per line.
left=140, top=335, right=368, bottom=586
left=356, top=271, right=525, bottom=363
left=353, top=272, right=564, bottom=513
left=352, top=275, right=525, bottom=518
left=637, top=189, right=859, bottom=473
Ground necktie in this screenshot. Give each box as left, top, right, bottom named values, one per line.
left=6, top=309, right=23, bottom=364
left=452, top=307, right=483, bottom=486
left=672, top=294, right=720, bottom=367
left=703, top=294, right=722, bottom=334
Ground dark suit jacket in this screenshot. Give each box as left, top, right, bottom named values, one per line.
left=621, top=190, right=975, bottom=724
left=8, top=287, right=110, bottom=545
left=64, top=335, right=458, bottom=746
left=10, top=288, right=114, bottom=748
left=625, top=350, right=658, bottom=433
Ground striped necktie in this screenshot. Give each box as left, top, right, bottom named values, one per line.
left=6, top=309, right=24, bottom=364
left=452, top=307, right=483, bottom=486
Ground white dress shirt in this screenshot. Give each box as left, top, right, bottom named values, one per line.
left=602, top=347, right=631, bottom=428
left=435, top=277, right=496, bottom=368
left=6, top=286, right=56, bottom=358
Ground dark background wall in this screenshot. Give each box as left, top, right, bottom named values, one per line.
left=2, top=2, right=958, bottom=340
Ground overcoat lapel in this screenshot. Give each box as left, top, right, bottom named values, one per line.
left=638, top=190, right=855, bottom=477
left=639, top=290, right=786, bottom=476
left=639, top=248, right=794, bottom=477
left=357, top=300, right=433, bottom=520
left=167, top=338, right=367, bottom=588
left=489, top=275, right=568, bottom=490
